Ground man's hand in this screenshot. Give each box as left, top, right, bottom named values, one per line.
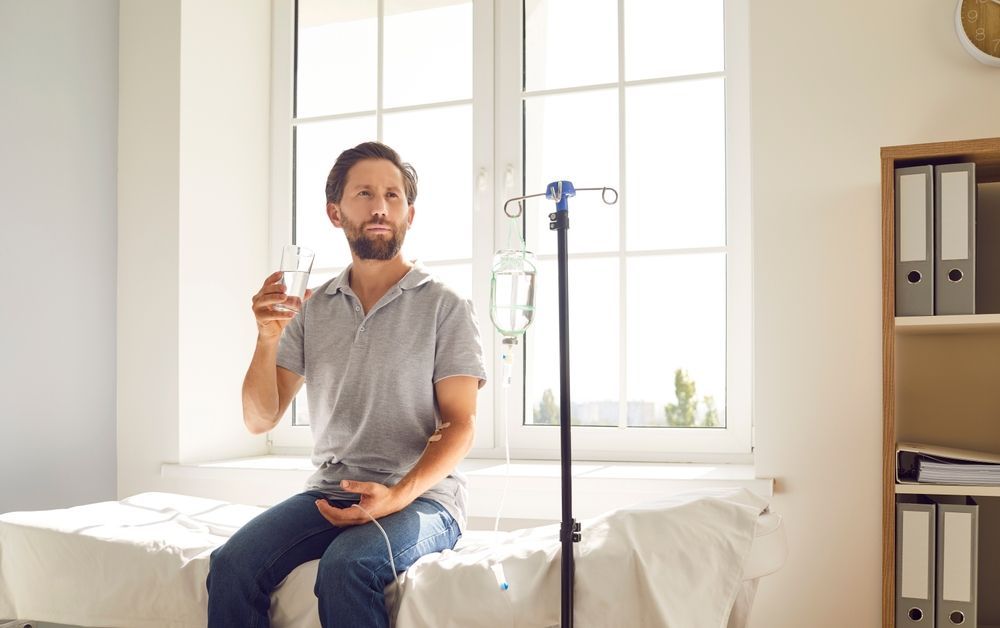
left=252, top=271, right=314, bottom=340
left=314, top=480, right=411, bottom=526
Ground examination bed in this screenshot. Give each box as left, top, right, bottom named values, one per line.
left=0, top=487, right=785, bottom=627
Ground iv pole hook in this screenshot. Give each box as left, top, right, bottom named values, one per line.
left=502, top=186, right=618, bottom=219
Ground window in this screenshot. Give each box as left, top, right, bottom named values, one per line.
left=270, top=0, right=751, bottom=459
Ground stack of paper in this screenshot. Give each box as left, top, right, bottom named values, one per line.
left=916, top=457, right=1000, bottom=484
left=897, top=442, right=1000, bottom=485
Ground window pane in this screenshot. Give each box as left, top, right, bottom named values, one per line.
left=307, top=268, right=339, bottom=290
left=625, top=78, right=725, bottom=251
left=624, top=0, right=724, bottom=81
left=426, top=262, right=472, bottom=300
left=524, top=90, right=619, bottom=256
left=295, top=116, right=377, bottom=270
left=383, top=104, right=473, bottom=262
left=296, top=0, right=377, bottom=118
left=293, top=386, right=310, bottom=426
left=626, top=254, right=726, bottom=428
left=384, top=0, right=473, bottom=108
left=524, top=0, right=618, bottom=91
left=526, top=257, right=619, bottom=426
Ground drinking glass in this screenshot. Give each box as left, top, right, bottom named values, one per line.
left=274, top=245, right=315, bottom=312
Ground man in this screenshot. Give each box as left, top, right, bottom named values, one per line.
left=206, top=141, right=487, bottom=627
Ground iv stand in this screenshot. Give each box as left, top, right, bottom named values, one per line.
left=503, top=181, right=618, bottom=628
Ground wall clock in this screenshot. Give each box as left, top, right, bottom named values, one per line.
left=956, top=0, right=1000, bottom=66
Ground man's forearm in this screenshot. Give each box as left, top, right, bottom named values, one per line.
left=242, top=336, right=282, bottom=434
left=392, top=420, right=475, bottom=503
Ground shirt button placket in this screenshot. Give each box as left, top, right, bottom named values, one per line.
left=353, top=301, right=366, bottom=342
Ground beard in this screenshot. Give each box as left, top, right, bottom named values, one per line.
left=342, top=214, right=407, bottom=261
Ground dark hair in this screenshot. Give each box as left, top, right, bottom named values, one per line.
left=324, top=141, right=418, bottom=206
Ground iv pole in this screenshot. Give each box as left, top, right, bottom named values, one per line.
left=503, top=181, right=618, bottom=627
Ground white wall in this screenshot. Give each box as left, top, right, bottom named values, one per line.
left=117, top=0, right=272, bottom=499
left=0, top=0, right=118, bottom=513
left=749, top=2, right=1000, bottom=627
left=117, top=0, right=183, bottom=500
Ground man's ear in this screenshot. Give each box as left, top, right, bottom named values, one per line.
left=407, top=204, right=415, bottom=227
left=328, top=203, right=342, bottom=228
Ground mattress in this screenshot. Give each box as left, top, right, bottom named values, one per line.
left=0, top=490, right=785, bottom=628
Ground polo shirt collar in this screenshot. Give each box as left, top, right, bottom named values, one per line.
left=324, top=260, right=432, bottom=296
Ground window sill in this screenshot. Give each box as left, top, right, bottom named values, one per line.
left=161, top=456, right=772, bottom=522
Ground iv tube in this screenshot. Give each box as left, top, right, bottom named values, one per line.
left=487, top=223, right=536, bottom=597
left=494, top=337, right=516, bottom=535
left=490, top=247, right=534, bottom=536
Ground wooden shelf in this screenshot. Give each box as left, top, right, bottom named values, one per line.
left=896, top=314, right=1000, bottom=334
left=896, top=483, right=1000, bottom=497
left=882, top=137, right=1000, bottom=182
left=882, top=138, right=1000, bottom=627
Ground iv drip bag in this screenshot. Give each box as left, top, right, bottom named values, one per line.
left=490, top=249, right=537, bottom=337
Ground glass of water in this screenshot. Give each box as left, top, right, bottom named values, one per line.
left=274, top=244, right=315, bottom=312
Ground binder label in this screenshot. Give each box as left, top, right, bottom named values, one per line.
left=900, top=173, right=928, bottom=262
left=942, top=511, right=973, bottom=602
left=901, top=510, right=930, bottom=598
left=941, top=171, right=971, bottom=261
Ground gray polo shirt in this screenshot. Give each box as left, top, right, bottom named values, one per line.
left=276, top=262, right=487, bottom=531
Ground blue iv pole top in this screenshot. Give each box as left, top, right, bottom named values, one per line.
left=546, top=180, right=576, bottom=212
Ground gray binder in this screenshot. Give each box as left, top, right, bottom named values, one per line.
left=933, top=496, right=978, bottom=628
left=974, top=182, right=1000, bottom=313
left=896, top=496, right=936, bottom=626
left=895, top=165, right=934, bottom=316
left=935, top=163, right=976, bottom=315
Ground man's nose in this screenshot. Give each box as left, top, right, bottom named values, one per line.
left=371, top=198, right=388, bottom=216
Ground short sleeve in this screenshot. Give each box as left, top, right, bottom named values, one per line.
left=276, top=310, right=306, bottom=377
left=433, top=298, right=488, bottom=389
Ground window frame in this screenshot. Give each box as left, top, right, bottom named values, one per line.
left=268, top=0, right=752, bottom=462
left=268, top=0, right=497, bottom=452
left=496, top=0, right=752, bottom=458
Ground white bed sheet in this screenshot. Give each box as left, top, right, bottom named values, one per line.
left=276, top=487, right=777, bottom=628
left=0, top=488, right=783, bottom=628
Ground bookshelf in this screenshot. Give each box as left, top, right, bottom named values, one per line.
left=895, top=313, right=1000, bottom=334
left=883, top=137, right=1000, bottom=627
left=896, top=484, right=1000, bottom=498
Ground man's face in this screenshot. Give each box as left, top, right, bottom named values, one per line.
left=329, top=159, right=413, bottom=261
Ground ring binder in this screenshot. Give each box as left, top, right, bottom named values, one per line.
left=975, top=181, right=1000, bottom=313
left=932, top=496, right=978, bottom=628
left=934, top=163, right=976, bottom=315
left=896, top=495, right=936, bottom=626
left=895, top=165, right=934, bottom=316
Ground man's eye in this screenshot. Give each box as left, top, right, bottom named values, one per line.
left=387, top=192, right=399, bottom=198
left=358, top=190, right=371, bottom=197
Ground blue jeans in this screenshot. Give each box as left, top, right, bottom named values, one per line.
left=206, top=491, right=460, bottom=628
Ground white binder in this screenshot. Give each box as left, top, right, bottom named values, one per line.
left=895, top=165, right=934, bottom=316
left=896, top=497, right=936, bottom=626
left=935, top=163, right=976, bottom=315
left=933, top=496, right=978, bottom=628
